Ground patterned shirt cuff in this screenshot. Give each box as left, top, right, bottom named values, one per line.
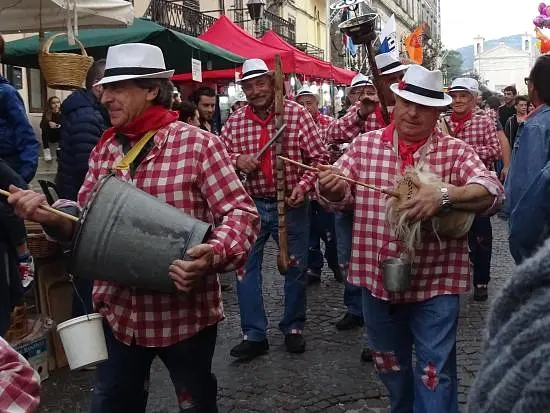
left=43, top=200, right=80, bottom=243
left=468, top=176, right=504, bottom=215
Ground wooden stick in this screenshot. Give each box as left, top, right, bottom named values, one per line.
left=274, top=54, right=290, bottom=274
left=278, top=156, right=399, bottom=198
left=0, top=189, right=79, bottom=222
left=365, top=40, right=391, bottom=126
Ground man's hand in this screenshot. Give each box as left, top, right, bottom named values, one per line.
left=236, top=155, right=260, bottom=174
left=318, top=165, right=347, bottom=202
left=7, top=185, right=56, bottom=225
left=169, top=244, right=214, bottom=293
left=358, top=96, right=378, bottom=119
left=398, top=179, right=442, bottom=223
left=286, top=186, right=305, bottom=208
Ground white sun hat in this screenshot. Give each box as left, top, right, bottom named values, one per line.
left=375, top=52, right=409, bottom=76
left=449, top=77, right=480, bottom=95
left=229, top=91, right=248, bottom=108
left=349, top=73, right=373, bottom=89
left=95, top=43, right=174, bottom=86
left=239, top=58, right=272, bottom=82
left=296, top=85, right=319, bottom=99
left=390, top=64, right=452, bottom=107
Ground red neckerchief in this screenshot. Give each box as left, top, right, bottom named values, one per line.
left=99, top=105, right=179, bottom=145
left=245, top=105, right=275, bottom=185
left=374, top=104, right=393, bottom=127
left=381, top=122, right=428, bottom=173
left=450, top=111, right=472, bottom=135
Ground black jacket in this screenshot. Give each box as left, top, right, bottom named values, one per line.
left=0, top=159, right=26, bottom=336
left=56, top=89, right=109, bottom=201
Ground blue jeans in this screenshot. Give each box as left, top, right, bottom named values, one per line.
left=90, top=322, right=218, bottom=413
left=237, top=199, right=310, bottom=340
left=334, top=212, right=362, bottom=317
left=362, top=291, right=459, bottom=413
left=468, top=216, right=492, bottom=286
left=307, top=201, right=339, bottom=276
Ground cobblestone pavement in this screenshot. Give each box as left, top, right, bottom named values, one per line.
left=33, top=160, right=515, bottom=413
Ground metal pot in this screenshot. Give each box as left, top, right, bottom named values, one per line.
left=380, top=257, right=412, bottom=293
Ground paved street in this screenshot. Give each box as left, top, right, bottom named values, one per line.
left=33, top=157, right=514, bottom=413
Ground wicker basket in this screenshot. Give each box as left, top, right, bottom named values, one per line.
left=38, top=33, right=94, bottom=91
left=25, top=221, right=60, bottom=260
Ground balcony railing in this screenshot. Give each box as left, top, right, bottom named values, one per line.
left=145, top=0, right=216, bottom=37
left=228, top=8, right=296, bottom=44
left=295, top=42, right=324, bottom=60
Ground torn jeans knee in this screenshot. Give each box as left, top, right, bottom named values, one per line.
left=420, top=362, right=439, bottom=391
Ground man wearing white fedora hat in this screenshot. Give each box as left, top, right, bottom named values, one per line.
left=317, top=65, right=504, bottom=413
left=7, top=43, right=260, bottom=413
left=221, top=58, right=329, bottom=358
left=295, top=85, right=341, bottom=285
left=446, top=77, right=501, bottom=302
left=325, top=53, right=408, bottom=348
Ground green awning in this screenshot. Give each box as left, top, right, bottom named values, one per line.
left=3, top=18, right=245, bottom=73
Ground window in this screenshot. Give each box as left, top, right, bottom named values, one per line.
left=27, top=68, right=45, bottom=113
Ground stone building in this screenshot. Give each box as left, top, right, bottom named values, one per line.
left=473, top=34, right=538, bottom=94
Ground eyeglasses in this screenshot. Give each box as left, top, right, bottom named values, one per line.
left=524, top=77, right=530, bottom=85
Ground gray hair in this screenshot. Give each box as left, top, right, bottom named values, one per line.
left=133, top=78, right=173, bottom=109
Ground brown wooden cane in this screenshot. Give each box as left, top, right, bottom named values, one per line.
left=364, top=40, right=391, bottom=126
left=274, top=55, right=290, bottom=274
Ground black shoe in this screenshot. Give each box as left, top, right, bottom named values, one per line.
left=221, top=283, right=232, bottom=292
left=285, top=334, right=306, bottom=353
left=307, top=270, right=321, bottom=285
left=230, top=339, right=269, bottom=361
left=474, top=285, right=488, bottom=302
left=360, top=348, right=373, bottom=363
left=335, top=312, right=364, bottom=330
left=331, top=266, right=344, bottom=283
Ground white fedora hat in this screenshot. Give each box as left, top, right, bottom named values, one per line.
left=239, top=58, right=272, bottom=82
left=390, top=64, right=452, bottom=107
left=449, top=77, right=480, bottom=95
left=296, top=85, right=319, bottom=99
left=375, top=52, right=409, bottom=76
left=95, top=43, right=174, bottom=86
left=345, top=73, right=373, bottom=94
left=229, top=91, right=248, bottom=108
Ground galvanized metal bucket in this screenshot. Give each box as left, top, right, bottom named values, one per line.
left=380, top=258, right=412, bottom=293
left=69, top=175, right=212, bottom=293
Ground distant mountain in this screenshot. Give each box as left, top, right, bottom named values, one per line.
left=455, top=34, right=526, bottom=70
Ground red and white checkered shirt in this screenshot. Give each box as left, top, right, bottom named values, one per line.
left=326, top=102, right=392, bottom=144
left=0, top=337, right=40, bottom=413
left=315, top=112, right=334, bottom=140
left=56, top=122, right=259, bottom=347
left=317, top=125, right=504, bottom=303
left=444, top=112, right=501, bottom=168
left=221, top=99, right=329, bottom=198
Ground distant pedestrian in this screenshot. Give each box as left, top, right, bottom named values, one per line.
left=40, top=96, right=62, bottom=162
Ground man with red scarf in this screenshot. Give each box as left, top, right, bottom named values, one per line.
left=295, top=85, right=341, bottom=285
left=445, top=77, right=501, bottom=302
left=221, top=58, right=328, bottom=359
left=7, top=43, right=259, bottom=413
left=317, top=64, right=504, bottom=413
left=325, top=54, right=409, bottom=363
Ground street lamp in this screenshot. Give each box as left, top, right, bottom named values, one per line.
left=247, top=0, right=265, bottom=37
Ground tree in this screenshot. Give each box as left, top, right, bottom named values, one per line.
left=441, top=50, right=463, bottom=85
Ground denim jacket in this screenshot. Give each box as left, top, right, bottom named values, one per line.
left=506, top=104, right=550, bottom=263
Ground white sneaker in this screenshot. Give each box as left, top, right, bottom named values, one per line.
left=43, top=148, right=52, bottom=161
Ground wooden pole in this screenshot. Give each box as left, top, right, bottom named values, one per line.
left=0, top=189, right=79, bottom=222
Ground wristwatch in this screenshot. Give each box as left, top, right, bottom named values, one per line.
left=440, top=187, right=452, bottom=213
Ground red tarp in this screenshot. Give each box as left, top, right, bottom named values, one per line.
left=172, top=16, right=353, bottom=84
left=260, top=31, right=354, bottom=84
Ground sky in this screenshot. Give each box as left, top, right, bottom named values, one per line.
left=440, top=0, right=542, bottom=49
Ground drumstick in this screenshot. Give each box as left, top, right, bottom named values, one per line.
left=0, top=188, right=79, bottom=222
left=278, top=156, right=399, bottom=198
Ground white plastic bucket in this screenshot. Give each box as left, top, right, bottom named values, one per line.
left=56, top=313, right=108, bottom=370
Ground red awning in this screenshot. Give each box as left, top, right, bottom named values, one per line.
left=260, top=30, right=355, bottom=85
left=197, top=15, right=296, bottom=73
